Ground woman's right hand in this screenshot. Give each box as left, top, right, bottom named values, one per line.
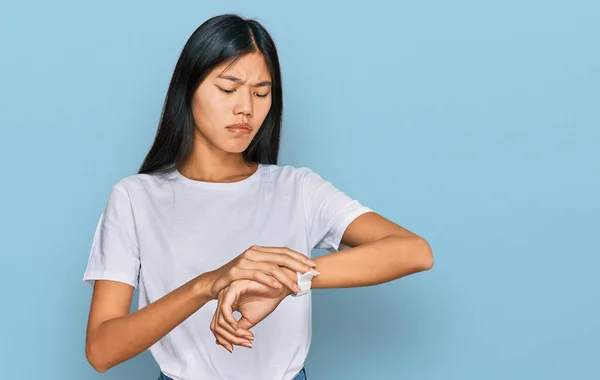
left=205, top=245, right=318, bottom=299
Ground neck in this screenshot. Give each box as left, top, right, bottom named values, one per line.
left=179, top=143, right=257, bottom=184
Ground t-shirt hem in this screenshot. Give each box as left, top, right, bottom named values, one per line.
left=329, top=206, right=373, bottom=251
left=160, top=371, right=184, bottom=380
left=82, top=271, right=138, bottom=288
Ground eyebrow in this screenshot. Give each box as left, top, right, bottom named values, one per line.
left=217, top=74, right=272, bottom=87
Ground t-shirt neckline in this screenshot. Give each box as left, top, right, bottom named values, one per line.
left=173, top=163, right=265, bottom=190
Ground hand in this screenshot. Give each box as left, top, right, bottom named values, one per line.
left=210, top=277, right=293, bottom=353
left=206, top=245, right=318, bottom=300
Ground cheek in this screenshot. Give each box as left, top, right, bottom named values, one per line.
left=256, top=99, right=273, bottom=121
left=192, top=94, right=228, bottom=130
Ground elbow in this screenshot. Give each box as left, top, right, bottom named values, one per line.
left=416, top=237, right=434, bottom=271
left=85, top=340, right=110, bottom=373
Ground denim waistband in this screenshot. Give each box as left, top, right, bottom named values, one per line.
left=159, top=367, right=306, bottom=380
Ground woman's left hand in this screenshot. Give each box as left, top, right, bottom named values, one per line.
left=210, top=278, right=291, bottom=353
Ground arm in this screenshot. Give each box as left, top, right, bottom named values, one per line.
left=85, top=246, right=315, bottom=372
left=85, top=275, right=212, bottom=373
left=211, top=213, right=432, bottom=349
left=280, top=212, right=433, bottom=289
left=300, top=168, right=433, bottom=289
left=311, top=211, right=433, bottom=288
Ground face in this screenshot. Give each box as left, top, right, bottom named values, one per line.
left=191, top=52, right=273, bottom=154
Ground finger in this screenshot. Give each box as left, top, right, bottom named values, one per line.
left=216, top=311, right=253, bottom=344
left=215, top=332, right=234, bottom=353
left=212, top=299, right=232, bottom=352
left=217, top=316, right=253, bottom=341
left=270, top=266, right=302, bottom=293
left=215, top=292, right=253, bottom=348
left=213, top=291, right=232, bottom=352
left=220, top=289, right=239, bottom=330
left=210, top=290, right=222, bottom=338
left=247, top=249, right=317, bottom=275
left=215, top=320, right=253, bottom=349
left=237, top=316, right=254, bottom=332
left=251, top=246, right=317, bottom=267
left=234, top=268, right=284, bottom=290
left=210, top=308, right=217, bottom=338
left=220, top=287, right=255, bottom=340
left=241, top=262, right=300, bottom=293
left=215, top=321, right=236, bottom=352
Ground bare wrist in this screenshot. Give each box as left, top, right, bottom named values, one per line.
left=192, top=272, right=216, bottom=302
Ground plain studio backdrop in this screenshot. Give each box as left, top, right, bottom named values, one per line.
left=1, top=1, right=598, bottom=379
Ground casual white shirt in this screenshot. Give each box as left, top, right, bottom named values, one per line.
left=83, top=163, right=372, bottom=380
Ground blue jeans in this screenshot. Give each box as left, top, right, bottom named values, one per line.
left=158, top=367, right=307, bottom=380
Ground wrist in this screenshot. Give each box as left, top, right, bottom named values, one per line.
left=192, top=271, right=217, bottom=301
left=281, top=267, right=315, bottom=297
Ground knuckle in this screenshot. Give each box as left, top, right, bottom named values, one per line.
left=229, top=266, right=240, bottom=277
left=288, top=259, right=301, bottom=270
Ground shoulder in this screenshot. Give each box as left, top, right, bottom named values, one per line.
left=260, top=163, right=322, bottom=184
left=108, top=170, right=177, bottom=198
left=260, top=164, right=335, bottom=204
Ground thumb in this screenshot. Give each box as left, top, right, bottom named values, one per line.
left=237, top=316, right=254, bottom=331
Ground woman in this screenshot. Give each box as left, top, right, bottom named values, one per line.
left=82, top=13, right=434, bottom=380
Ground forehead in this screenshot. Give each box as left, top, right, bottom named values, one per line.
left=213, top=52, right=271, bottom=79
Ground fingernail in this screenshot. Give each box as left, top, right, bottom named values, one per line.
left=243, top=342, right=253, bottom=348
left=310, top=269, right=320, bottom=276
left=293, top=285, right=300, bottom=293
left=307, top=259, right=317, bottom=266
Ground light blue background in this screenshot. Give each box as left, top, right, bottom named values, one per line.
left=1, top=0, right=598, bottom=379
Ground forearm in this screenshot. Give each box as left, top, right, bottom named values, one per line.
left=86, top=272, right=214, bottom=372
left=311, top=235, right=433, bottom=288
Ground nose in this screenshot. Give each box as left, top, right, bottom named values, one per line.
left=233, top=89, right=253, bottom=117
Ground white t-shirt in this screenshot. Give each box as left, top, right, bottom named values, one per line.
left=83, top=163, right=372, bottom=380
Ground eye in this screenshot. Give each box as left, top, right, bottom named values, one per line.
left=217, top=86, right=234, bottom=94
left=255, top=92, right=269, bottom=98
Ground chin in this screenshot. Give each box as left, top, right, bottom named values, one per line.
left=222, top=143, right=252, bottom=154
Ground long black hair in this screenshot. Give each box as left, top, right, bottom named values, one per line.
left=138, top=14, right=283, bottom=175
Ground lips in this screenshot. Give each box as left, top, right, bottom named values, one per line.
left=226, top=123, right=253, bottom=134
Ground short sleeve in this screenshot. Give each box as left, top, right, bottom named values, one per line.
left=82, top=184, right=141, bottom=288
left=301, top=168, right=373, bottom=252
